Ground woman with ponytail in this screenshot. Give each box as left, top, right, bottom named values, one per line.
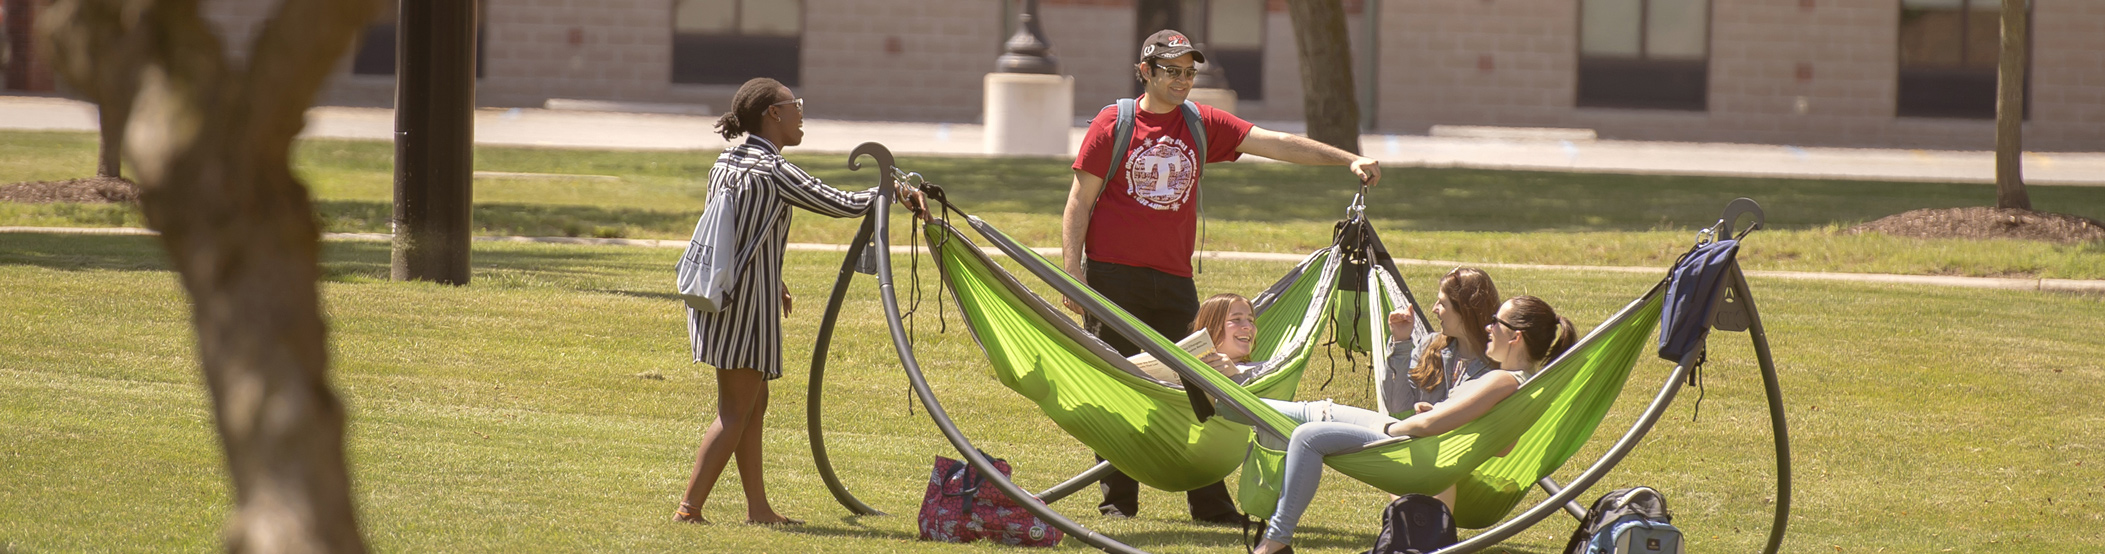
left=1379, top=267, right=1500, bottom=414
left=1244, top=294, right=1579, bottom=554
left=674, top=78, right=925, bottom=526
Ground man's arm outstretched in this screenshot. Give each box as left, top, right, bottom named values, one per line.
left=1237, top=127, right=1382, bottom=187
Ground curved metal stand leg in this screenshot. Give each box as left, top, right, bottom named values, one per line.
left=1729, top=266, right=1793, bottom=554
left=1433, top=353, right=1696, bottom=553
left=849, top=143, right=1149, bottom=553
left=1037, top=460, right=1120, bottom=504
left=807, top=215, right=884, bottom=516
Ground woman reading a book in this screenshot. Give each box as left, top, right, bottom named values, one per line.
left=1192, top=293, right=1260, bottom=379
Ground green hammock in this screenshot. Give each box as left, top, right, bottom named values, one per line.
left=927, top=213, right=1666, bottom=529
left=929, top=217, right=1348, bottom=492
left=1235, top=281, right=1666, bottom=527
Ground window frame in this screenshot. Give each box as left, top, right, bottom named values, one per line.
left=670, top=0, right=804, bottom=87
left=1195, top=0, right=1266, bottom=102
left=1574, top=0, right=1712, bottom=112
left=1895, top=0, right=2031, bottom=120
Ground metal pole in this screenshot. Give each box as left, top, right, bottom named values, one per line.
left=392, top=0, right=476, bottom=284
left=995, top=0, right=1058, bottom=74
left=1359, top=0, right=1380, bottom=131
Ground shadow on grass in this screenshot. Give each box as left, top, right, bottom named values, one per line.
left=319, top=239, right=677, bottom=285
left=0, top=234, right=677, bottom=296
left=768, top=518, right=919, bottom=541
left=0, top=233, right=169, bottom=272
left=602, top=289, right=685, bottom=302
left=316, top=200, right=700, bottom=239
left=1086, top=522, right=1436, bottom=553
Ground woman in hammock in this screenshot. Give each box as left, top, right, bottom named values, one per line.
left=1245, top=295, right=1577, bottom=554
left=1380, top=267, right=1501, bottom=414
left=1192, top=293, right=1262, bottom=380
left=1196, top=265, right=1499, bottom=391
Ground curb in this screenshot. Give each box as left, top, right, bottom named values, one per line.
left=5, top=226, right=2101, bottom=294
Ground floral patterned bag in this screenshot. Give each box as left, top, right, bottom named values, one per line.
left=915, top=454, right=1062, bottom=547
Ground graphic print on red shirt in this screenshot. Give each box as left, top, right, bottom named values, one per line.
left=1125, top=135, right=1201, bottom=211
left=1071, top=100, right=1253, bottom=278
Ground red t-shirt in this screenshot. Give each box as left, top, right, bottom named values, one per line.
left=1070, top=99, right=1253, bottom=278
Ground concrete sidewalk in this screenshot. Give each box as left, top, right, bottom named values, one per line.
left=5, top=94, right=2102, bottom=186
left=5, top=226, right=2099, bottom=293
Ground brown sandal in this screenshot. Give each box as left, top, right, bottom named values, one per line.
left=674, top=502, right=709, bottom=524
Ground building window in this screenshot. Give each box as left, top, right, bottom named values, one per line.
left=1577, top=0, right=1709, bottom=111
left=1199, top=0, right=1264, bottom=101
left=350, top=4, right=486, bottom=79
left=672, top=0, right=802, bottom=86
left=1898, top=0, right=2026, bottom=119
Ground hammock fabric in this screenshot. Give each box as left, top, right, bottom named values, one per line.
left=928, top=217, right=1358, bottom=492
left=929, top=212, right=1666, bottom=530
left=1235, top=283, right=1666, bottom=528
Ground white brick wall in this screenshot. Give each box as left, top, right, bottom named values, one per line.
left=187, top=0, right=2104, bottom=150
left=1375, top=0, right=2102, bottom=150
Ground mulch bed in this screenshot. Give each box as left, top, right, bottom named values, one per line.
left=0, top=176, right=142, bottom=204
left=1850, top=207, right=2105, bottom=244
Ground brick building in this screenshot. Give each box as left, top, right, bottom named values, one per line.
left=74, top=0, right=2105, bottom=151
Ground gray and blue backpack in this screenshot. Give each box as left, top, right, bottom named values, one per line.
left=1564, top=486, right=1684, bottom=554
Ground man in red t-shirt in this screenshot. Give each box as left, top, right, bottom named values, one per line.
left=1060, top=29, right=1381, bottom=524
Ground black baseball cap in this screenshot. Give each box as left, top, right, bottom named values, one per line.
left=1139, top=29, right=1207, bottom=64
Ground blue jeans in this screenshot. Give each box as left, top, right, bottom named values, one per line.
left=1245, top=399, right=1399, bottom=545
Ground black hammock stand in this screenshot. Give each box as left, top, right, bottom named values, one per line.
left=799, top=143, right=1792, bottom=554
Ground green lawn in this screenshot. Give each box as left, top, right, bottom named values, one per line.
left=2, top=231, right=2101, bottom=552
left=3, top=130, right=2102, bottom=279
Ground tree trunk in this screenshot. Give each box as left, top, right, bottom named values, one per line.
left=94, top=87, right=128, bottom=178
left=1994, top=0, right=2030, bottom=210
left=39, top=0, right=383, bottom=552
left=1286, top=0, right=1361, bottom=155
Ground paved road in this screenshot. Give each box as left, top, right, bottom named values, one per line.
left=5, top=94, right=2102, bottom=186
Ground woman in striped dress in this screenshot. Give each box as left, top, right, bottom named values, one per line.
left=674, top=77, right=924, bottom=525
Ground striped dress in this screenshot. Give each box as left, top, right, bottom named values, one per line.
left=688, top=136, right=877, bottom=379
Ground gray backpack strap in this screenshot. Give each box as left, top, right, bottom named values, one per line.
left=1180, top=100, right=1207, bottom=162
left=1103, top=98, right=1138, bottom=184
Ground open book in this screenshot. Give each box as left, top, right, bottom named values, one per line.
left=1127, top=330, right=1234, bottom=383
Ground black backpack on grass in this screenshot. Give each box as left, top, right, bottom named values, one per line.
left=1368, top=494, right=1458, bottom=554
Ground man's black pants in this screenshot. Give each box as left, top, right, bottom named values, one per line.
left=1083, top=261, right=1240, bottom=523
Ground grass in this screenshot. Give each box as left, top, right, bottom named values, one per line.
left=3, top=231, right=2102, bottom=552
left=3, top=130, right=2103, bottom=278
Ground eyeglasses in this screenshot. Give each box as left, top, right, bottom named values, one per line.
left=1151, top=63, right=1200, bottom=80
left=771, top=97, right=804, bottom=113
left=1491, top=316, right=1531, bottom=332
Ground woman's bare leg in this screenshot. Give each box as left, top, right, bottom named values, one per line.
left=678, top=368, right=768, bottom=516
left=734, top=377, right=797, bottom=523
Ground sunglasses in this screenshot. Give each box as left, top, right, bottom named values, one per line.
left=771, top=97, right=804, bottom=113
left=1150, top=63, right=1200, bottom=80
left=1491, top=316, right=1531, bottom=332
